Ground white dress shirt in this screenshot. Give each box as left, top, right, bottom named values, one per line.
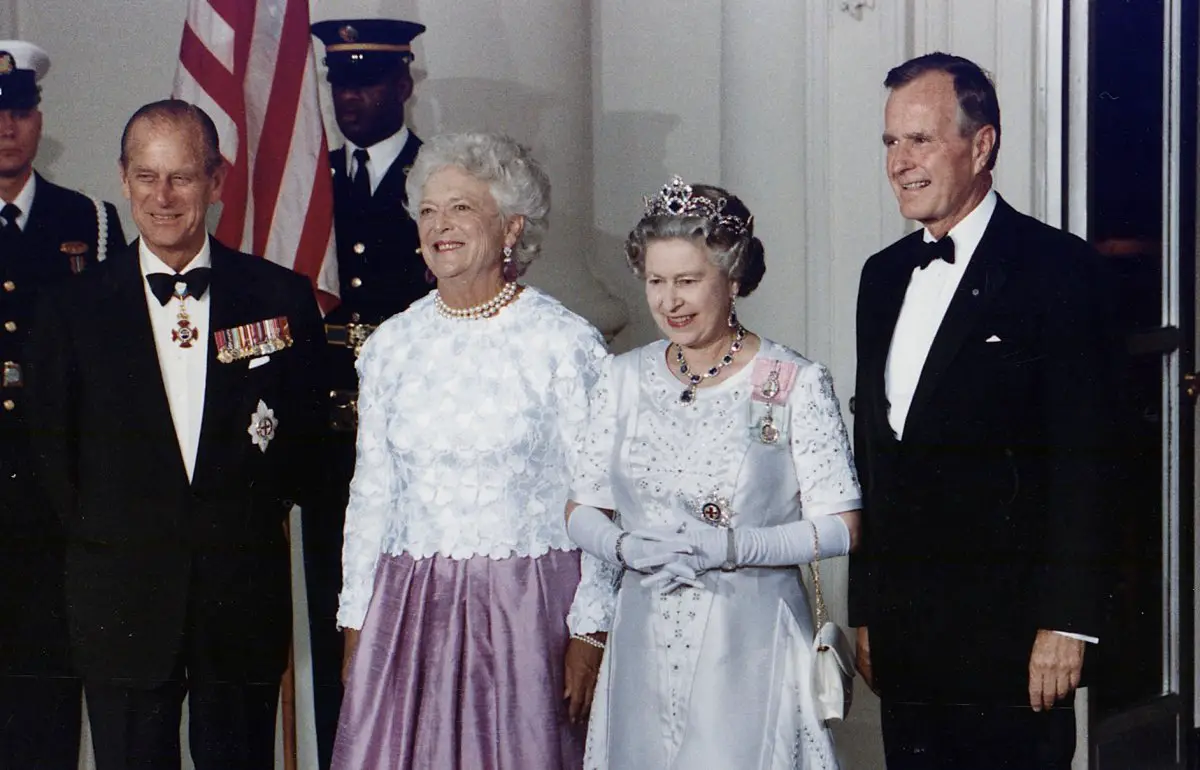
left=139, top=237, right=212, bottom=482
left=885, top=189, right=997, bottom=439
left=1, top=172, right=37, bottom=230
left=344, top=126, right=410, bottom=195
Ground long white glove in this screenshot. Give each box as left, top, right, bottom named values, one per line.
left=680, top=514, right=852, bottom=574
left=566, top=505, right=693, bottom=573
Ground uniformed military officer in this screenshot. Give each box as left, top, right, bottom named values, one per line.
left=308, top=18, right=428, bottom=768
left=0, top=40, right=125, bottom=770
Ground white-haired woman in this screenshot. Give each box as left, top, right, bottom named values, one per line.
left=566, top=178, right=862, bottom=769
left=331, top=132, right=617, bottom=770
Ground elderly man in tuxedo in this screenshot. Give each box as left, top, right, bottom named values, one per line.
left=28, top=99, right=325, bottom=770
left=850, top=53, right=1119, bottom=769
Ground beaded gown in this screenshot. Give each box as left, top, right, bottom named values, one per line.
left=573, top=339, right=860, bottom=770
left=332, top=287, right=618, bottom=770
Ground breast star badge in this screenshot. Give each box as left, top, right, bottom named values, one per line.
left=247, top=399, right=278, bottom=453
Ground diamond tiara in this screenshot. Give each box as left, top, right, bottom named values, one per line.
left=642, top=176, right=751, bottom=237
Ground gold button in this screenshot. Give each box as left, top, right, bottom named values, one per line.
left=2, top=400, right=13, bottom=411
left=353, top=242, right=366, bottom=255
left=350, top=277, right=363, bottom=288
left=3, top=321, right=14, bottom=333
left=2, top=281, right=13, bottom=292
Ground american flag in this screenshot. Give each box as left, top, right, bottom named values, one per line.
left=173, top=0, right=339, bottom=312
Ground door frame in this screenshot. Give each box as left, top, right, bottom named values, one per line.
left=1065, top=0, right=1197, bottom=767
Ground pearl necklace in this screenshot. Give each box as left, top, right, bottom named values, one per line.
left=674, top=323, right=748, bottom=404
left=435, top=281, right=519, bottom=320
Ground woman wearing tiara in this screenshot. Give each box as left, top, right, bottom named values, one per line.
left=332, top=132, right=617, bottom=770
left=565, top=177, right=862, bottom=769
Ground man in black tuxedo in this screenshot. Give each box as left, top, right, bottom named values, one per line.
left=305, top=18, right=429, bottom=765
left=0, top=39, right=125, bottom=770
left=28, top=99, right=325, bottom=769
left=849, top=53, right=1118, bottom=769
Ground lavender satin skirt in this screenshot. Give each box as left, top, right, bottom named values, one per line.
left=331, top=550, right=586, bottom=770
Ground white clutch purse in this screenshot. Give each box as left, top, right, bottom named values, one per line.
left=807, top=526, right=856, bottom=724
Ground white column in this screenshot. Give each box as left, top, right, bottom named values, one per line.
left=590, top=0, right=723, bottom=350
left=718, top=1, right=812, bottom=355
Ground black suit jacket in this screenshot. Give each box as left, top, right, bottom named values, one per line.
left=27, top=238, right=326, bottom=686
left=849, top=196, right=1121, bottom=704
left=0, top=174, right=124, bottom=675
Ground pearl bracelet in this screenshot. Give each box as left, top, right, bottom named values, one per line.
left=570, top=633, right=606, bottom=650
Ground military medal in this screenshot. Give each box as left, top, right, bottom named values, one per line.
left=215, top=316, right=293, bottom=363
left=170, top=281, right=199, bottom=349
left=61, top=241, right=89, bottom=274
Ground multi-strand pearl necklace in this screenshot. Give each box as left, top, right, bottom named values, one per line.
left=434, top=281, right=520, bottom=320
left=674, top=323, right=748, bottom=404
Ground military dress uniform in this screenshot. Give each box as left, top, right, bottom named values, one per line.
left=0, top=174, right=124, bottom=768
left=323, top=132, right=427, bottom=401
left=308, top=18, right=429, bottom=768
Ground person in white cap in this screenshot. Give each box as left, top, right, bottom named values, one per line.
left=0, top=40, right=124, bottom=770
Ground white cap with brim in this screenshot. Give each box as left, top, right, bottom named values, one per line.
left=0, top=40, right=50, bottom=110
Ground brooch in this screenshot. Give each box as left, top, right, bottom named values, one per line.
left=247, top=399, right=278, bottom=453
left=681, top=490, right=734, bottom=529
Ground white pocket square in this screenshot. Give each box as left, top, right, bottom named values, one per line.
left=985, top=335, right=1002, bottom=343
left=248, top=355, right=272, bottom=369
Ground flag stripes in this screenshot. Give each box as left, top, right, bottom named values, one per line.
left=174, top=0, right=339, bottom=311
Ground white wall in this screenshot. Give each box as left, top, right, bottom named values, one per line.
left=8, top=2, right=1069, bottom=768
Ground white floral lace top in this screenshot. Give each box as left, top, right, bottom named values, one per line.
left=337, top=287, right=619, bottom=632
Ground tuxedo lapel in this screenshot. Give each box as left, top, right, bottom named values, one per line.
left=105, top=245, right=191, bottom=488
left=903, top=203, right=1013, bottom=436
left=192, top=242, right=246, bottom=490
left=865, top=232, right=923, bottom=434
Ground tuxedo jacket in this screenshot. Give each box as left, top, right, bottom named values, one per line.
left=849, top=196, right=1121, bottom=704
left=0, top=174, right=124, bottom=675
left=27, top=239, right=326, bottom=686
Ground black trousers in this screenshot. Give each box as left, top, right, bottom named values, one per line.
left=881, top=700, right=1076, bottom=770
left=85, top=676, right=278, bottom=770
left=301, top=432, right=356, bottom=770
left=0, top=673, right=82, bottom=770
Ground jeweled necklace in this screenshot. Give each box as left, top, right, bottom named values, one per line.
left=674, top=323, right=747, bottom=404
left=435, top=281, right=519, bottom=320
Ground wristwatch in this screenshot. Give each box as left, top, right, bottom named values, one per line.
left=720, top=527, right=737, bottom=572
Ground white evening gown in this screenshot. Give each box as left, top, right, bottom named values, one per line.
left=573, top=340, right=861, bottom=770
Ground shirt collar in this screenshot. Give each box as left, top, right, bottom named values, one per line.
left=345, top=125, right=410, bottom=177
left=3, top=172, right=37, bottom=230
left=139, top=234, right=213, bottom=278
left=922, top=188, right=997, bottom=265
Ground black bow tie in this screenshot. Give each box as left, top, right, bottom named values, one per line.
left=147, top=268, right=212, bottom=306
left=914, top=236, right=955, bottom=270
